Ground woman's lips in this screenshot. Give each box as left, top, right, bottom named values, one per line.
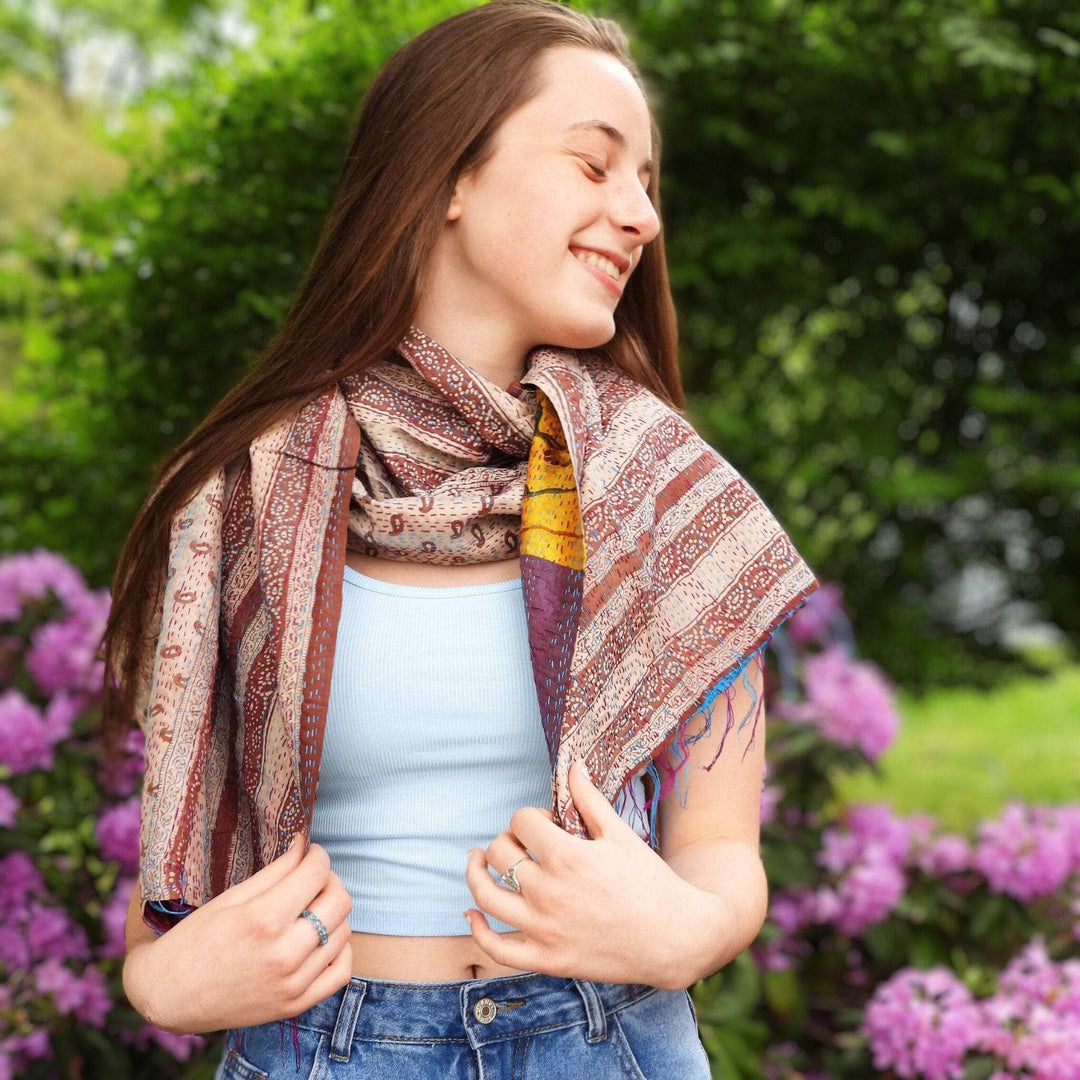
left=573, top=252, right=623, bottom=297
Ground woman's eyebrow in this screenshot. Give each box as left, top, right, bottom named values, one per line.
left=563, top=119, right=653, bottom=177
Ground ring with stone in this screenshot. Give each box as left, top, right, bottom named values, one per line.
left=299, top=907, right=329, bottom=946
left=498, top=855, right=530, bottom=893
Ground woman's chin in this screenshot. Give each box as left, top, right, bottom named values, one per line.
left=542, top=311, right=617, bottom=351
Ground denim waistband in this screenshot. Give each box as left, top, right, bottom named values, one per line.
left=288, top=972, right=661, bottom=1060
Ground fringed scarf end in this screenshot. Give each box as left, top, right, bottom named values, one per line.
left=639, top=640, right=771, bottom=851
left=276, top=1014, right=302, bottom=1070
left=144, top=897, right=198, bottom=936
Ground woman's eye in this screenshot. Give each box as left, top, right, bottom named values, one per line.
left=579, top=158, right=606, bottom=179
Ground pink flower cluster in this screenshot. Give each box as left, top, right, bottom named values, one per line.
left=863, top=937, right=1080, bottom=1080
left=761, top=800, right=1080, bottom=969
left=762, top=804, right=922, bottom=965
left=0, top=688, right=82, bottom=776
left=862, top=966, right=981, bottom=1080
left=0, top=549, right=92, bottom=623
left=0, top=550, right=204, bottom=1076
left=0, top=845, right=203, bottom=1075
left=0, top=549, right=113, bottom=789
left=972, top=802, right=1078, bottom=903
left=787, top=581, right=846, bottom=645
left=96, top=794, right=141, bottom=874
left=0, top=852, right=113, bottom=1075
left=0, top=549, right=109, bottom=700
left=773, top=642, right=901, bottom=760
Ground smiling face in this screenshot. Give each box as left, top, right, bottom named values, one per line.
left=416, top=45, right=661, bottom=371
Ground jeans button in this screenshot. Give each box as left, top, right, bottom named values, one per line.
left=473, top=997, right=497, bottom=1024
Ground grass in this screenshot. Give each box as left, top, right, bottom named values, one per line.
left=829, top=664, right=1080, bottom=833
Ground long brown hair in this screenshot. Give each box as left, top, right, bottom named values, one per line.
left=97, top=0, right=682, bottom=766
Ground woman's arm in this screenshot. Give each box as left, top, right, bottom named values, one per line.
left=656, top=653, right=770, bottom=985
left=122, top=879, right=165, bottom=1024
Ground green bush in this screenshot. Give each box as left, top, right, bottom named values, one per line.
left=2, top=0, right=1077, bottom=691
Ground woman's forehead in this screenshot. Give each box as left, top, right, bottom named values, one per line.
left=506, top=50, right=653, bottom=155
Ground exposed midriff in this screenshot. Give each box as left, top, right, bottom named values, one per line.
left=340, top=550, right=533, bottom=982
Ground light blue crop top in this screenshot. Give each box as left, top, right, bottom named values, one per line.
left=307, top=564, right=554, bottom=936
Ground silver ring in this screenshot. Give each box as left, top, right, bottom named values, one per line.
left=299, top=908, right=329, bottom=946
left=498, top=856, right=530, bottom=893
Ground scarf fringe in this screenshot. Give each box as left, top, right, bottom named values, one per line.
left=274, top=1008, right=302, bottom=1071
left=617, top=639, right=770, bottom=853
left=144, top=867, right=196, bottom=933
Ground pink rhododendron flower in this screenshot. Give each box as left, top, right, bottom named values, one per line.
left=1055, top=805, right=1080, bottom=870
left=96, top=725, right=145, bottom=798
left=24, top=900, right=90, bottom=966
left=775, top=644, right=901, bottom=759
left=0, top=784, right=18, bottom=828
left=811, top=804, right=918, bottom=933
left=0, top=689, right=82, bottom=775
left=787, top=581, right=846, bottom=644
left=0, top=850, right=45, bottom=904
left=995, top=936, right=1070, bottom=1006
left=972, top=803, right=1071, bottom=902
left=862, top=966, right=981, bottom=1080
left=0, top=690, right=56, bottom=774
left=834, top=852, right=907, bottom=935
left=767, top=891, right=807, bottom=935
left=753, top=933, right=812, bottom=972
left=34, top=959, right=112, bottom=1028
left=96, top=795, right=141, bottom=874
left=866, top=939, right=1080, bottom=1080
left=817, top=803, right=915, bottom=874
left=916, top=833, right=972, bottom=876
left=760, top=782, right=782, bottom=825
left=24, top=588, right=110, bottom=697
left=116, top=1022, right=207, bottom=1060
left=0, top=549, right=89, bottom=623
left=97, top=877, right=136, bottom=961
left=971, top=937, right=1080, bottom=1079
left=0, top=1028, right=50, bottom=1080
left=807, top=885, right=842, bottom=924
left=0, top=854, right=90, bottom=971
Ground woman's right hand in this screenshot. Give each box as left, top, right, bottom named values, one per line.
left=129, top=833, right=354, bottom=1035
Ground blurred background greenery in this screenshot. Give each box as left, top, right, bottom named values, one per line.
left=1, top=0, right=1076, bottom=824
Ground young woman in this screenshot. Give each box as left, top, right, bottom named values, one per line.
left=103, top=1, right=818, bottom=1076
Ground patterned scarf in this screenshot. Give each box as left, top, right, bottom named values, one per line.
left=135, top=325, right=819, bottom=932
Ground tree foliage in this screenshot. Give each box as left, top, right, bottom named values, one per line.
left=1, top=0, right=1077, bottom=689
left=612, top=0, right=1080, bottom=686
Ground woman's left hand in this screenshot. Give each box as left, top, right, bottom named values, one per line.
left=463, top=758, right=721, bottom=989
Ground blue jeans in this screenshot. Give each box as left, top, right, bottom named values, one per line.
left=213, top=971, right=711, bottom=1079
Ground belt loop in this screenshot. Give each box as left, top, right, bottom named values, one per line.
left=328, top=979, right=366, bottom=1063
left=571, top=978, right=607, bottom=1043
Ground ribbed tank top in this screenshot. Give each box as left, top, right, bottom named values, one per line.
left=308, top=563, right=554, bottom=936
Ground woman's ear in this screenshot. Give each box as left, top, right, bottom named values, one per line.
left=446, top=160, right=482, bottom=223
left=446, top=184, right=465, bottom=222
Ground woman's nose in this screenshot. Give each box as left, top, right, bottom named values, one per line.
left=612, top=182, right=660, bottom=246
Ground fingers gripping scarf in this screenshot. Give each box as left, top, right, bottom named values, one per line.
left=135, top=325, right=819, bottom=936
